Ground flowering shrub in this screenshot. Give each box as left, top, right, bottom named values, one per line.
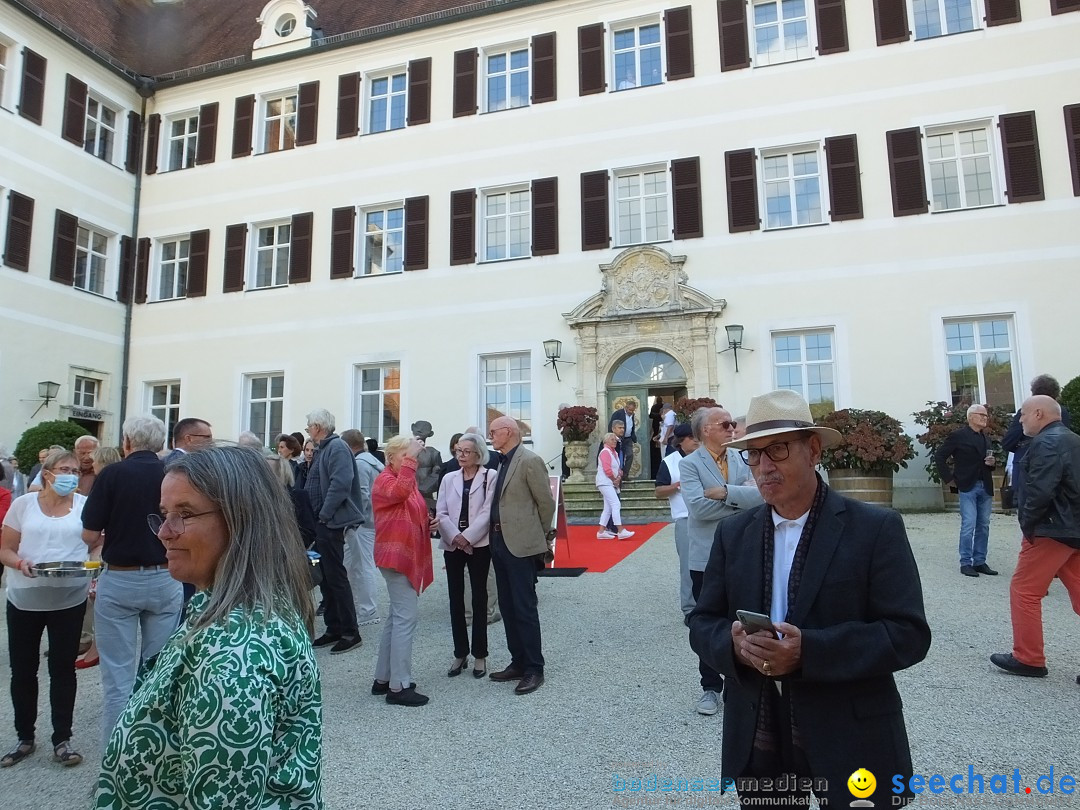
left=674, top=397, right=720, bottom=424
left=556, top=406, right=599, bottom=442
left=912, top=401, right=1011, bottom=482
left=815, top=409, right=916, bottom=474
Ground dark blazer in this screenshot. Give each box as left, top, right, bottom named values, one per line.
left=608, top=408, right=637, bottom=442
left=934, top=425, right=994, bottom=494
left=689, top=490, right=930, bottom=806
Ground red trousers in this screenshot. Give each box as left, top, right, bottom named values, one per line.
left=1010, top=536, right=1080, bottom=667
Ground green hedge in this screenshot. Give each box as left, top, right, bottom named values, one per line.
left=13, top=420, right=89, bottom=472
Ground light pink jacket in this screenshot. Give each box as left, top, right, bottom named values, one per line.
left=435, top=468, right=498, bottom=550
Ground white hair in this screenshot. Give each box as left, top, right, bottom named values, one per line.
left=305, top=408, right=335, bottom=433
left=966, top=404, right=987, bottom=417
left=75, top=435, right=100, bottom=449
left=123, top=415, right=167, bottom=452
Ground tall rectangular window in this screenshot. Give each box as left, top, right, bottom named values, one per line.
left=149, top=381, right=182, bottom=441
left=168, top=113, right=199, bottom=170
left=75, top=226, right=108, bottom=295
left=615, top=167, right=669, bottom=246
left=482, top=187, right=530, bottom=261
left=481, top=353, right=532, bottom=437
left=0, top=42, right=8, bottom=106
left=246, top=373, right=284, bottom=447
left=84, top=96, right=117, bottom=162
left=486, top=47, right=529, bottom=111
left=156, top=237, right=190, bottom=300
left=753, top=0, right=812, bottom=66
left=913, top=0, right=977, bottom=40
left=368, top=72, right=406, bottom=133
left=253, top=222, right=291, bottom=289
left=927, top=125, right=997, bottom=211
left=613, top=22, right=662, bottom=90
left=763, top=147, right=823, bottom=228
left=262, top=92, right=297, bottom=153
left=356, top=364, right=401, bottom=444
left=361, top=206, right=404, bottom=275
left=73, top=376, right=99, bottom=408
left=944, top=318, right=1017, bottom=410
left=774, top=331, right=835, bottom=419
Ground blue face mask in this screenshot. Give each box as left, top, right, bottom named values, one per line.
left=51, top=474, right=79, bottom=496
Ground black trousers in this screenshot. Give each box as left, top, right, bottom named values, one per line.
left=690, top=570, right=724, bottom=692
left=490, top=532, right=544, bottom=676
left=315, top=523, right=358, bottom=638
left=7, top=600, right=85, bottom=746
left=445, top=547, right=491, bottom=659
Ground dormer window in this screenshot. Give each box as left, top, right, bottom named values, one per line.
left=275, top=14, right=296, bottom=37
left=254, top=0, right=316, bottom=57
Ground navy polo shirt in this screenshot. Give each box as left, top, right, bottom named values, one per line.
left=82, top=450, right=167, bottom=567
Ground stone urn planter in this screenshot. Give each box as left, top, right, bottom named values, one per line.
left=827, top=468, right=894, bottom=509
left=564, top=441, right=590, bottom=484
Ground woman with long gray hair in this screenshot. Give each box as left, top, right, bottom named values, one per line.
left=95, top=446, right=322, bottom=808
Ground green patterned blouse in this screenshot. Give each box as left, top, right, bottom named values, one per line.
left=95, top=592, right=323, bottom=809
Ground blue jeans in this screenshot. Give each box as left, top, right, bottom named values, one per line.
left=958, top=482, right=992, bottom=567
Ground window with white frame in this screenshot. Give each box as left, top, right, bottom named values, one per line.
left=763, top=146, right=823, bottom=229
left=356, top=363, right=401, bottom=444
left=361, top=205, right=404, bottom=276
left=368, top=71, right=406, bottom=133
left=615, top=167, right=669, bottom=246
left=245, top=373, right=284, bottom=447
left=0, top=41, right=8, bottom=107
left=926, top=124, right=997, bottom=212
left=155, top=237, right=190, bottom=300
left=774, top=330, right=835, bottom=419
left=167, top=112, right=199, bottom=170
left=252, top=222, right=291, bottom=289
left=612, top=20, right=662, bottom=90
left=944, top=317, right=1017, bottom=410
left=73, top=376, right=99, bottom=408
left=912, top=0, right=978, bottom=40
left=261, top=91, right=297, bottom=153
left=84, top=94, right=117, bottom=162
left=753, top=0, right=812, bottom=66
left=149, top=381, right=182, bottom=440
left=74, top=225, right=109, bottom=295
left=481, top=353, right=532, bottom=437
left=482, top=186, right=530, bottom=261
left=485, top=45, right=529, bottom=112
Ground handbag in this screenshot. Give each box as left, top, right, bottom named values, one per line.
left=999, top=471, right=1015, bottom=512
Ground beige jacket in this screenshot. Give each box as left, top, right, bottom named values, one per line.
left=495, top=445, right=555, bottom=558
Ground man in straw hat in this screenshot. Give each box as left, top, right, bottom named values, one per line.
left=689, top=389, right=931, bottom=808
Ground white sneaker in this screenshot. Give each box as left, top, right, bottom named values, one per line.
left=597, top=530, right=616, bottom=540
left=616, top=529, right=635, bottom=540
left=696, top=690, right=719, bottom=716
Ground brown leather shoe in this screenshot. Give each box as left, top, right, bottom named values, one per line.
left=488, top=666, right=524, bottom=682
left=514, top=673, right=545, bottom=695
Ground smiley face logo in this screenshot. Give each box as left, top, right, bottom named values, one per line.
left=848, top=768, right=876, bottom=799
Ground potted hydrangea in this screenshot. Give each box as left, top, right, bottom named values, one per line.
left=674, top=396, right=719, bottom=424
left=557, top=406, right=599, bottom=483
left=815, top=408, right=916, bottom=508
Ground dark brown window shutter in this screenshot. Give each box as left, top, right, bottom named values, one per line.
left=4, top=191, right=34, bottom=272
left=330, top=206, right=356, bottom=278
left=580, top=170, right=610, bottom=250
left=404, top=196, right=429, bottom=271
left=187, top=229, right=209, bottom=297
left=288, top=212, right=313, bottom=282
left=886, top=128, right=928, bottom=216
left=1051, top=0, right=1080, bottom=14
left=196, top=102, right=219, bottom=164
left=296, top=82, right=319, bottom=146
left=117, top=235, right=133, bottom=303
left=449, top=189, right=476, bottom=266
left=232, top=95, right=255, bottom=158
left=51, top=210, right=77, bottom=285
left=1065, top=103, right=1080, bottom=197
left=407, top=58, right=431, bottom=126
left=134, top=237, right=149, bottom=304
left=336, top=72, right=361, bottom=138
left=718, top=0, right=750, bottom=71
left=985, top=0, right=1021, bottom=25
left=453, top=49, right=478, bottom=117
left=124, top=111, right=141, bottom=174
left=62, top=75, right=87, bottom=146
left=825, top=134, right=863, bottom=221
left=223, top=224, right=247, bottom=292
left=145, top=113, right=161, bottom=175
left=815, top=0, right=849, bottom=54
left=1000, top=111, right=1044, bottom=203
left=671, top=157, right=703, bottom=239
left=578, top=23, right=606, bottom=96
left=874, top=0, right=910, bottom=45
left=531, top=177, right=559, bottom=256
left=18, top=48, right=46, bottom=124
left=725, top=150, right=759, bottom=232
left=531, top=33, right=557, bottom=104
left=665, top=7, right=695, bottom=81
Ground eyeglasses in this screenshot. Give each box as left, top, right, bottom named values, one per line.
left=147, top=510, right=219, bottom=535
left=454, top=447, right=475, bottom=457
left=739, top=440, right=804, bottom=466
left=714, top=421, right=738, bottom=430
left=48, top=467, right=80, bottom=475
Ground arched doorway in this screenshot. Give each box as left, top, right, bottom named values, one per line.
left=608, top=350, right=688, bottom=479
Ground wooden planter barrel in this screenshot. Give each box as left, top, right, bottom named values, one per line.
left=826, top=469, right=894, bottom=508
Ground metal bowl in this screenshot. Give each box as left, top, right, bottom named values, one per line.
left=31, top=560, right=101, bottom=578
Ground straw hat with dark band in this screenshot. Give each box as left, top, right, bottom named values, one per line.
left=724, top=390, right=842, bottom=451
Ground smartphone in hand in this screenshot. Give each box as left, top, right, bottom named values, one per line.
left=736, top=609, right=779, bottom=638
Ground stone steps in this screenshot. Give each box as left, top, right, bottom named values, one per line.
left=562, top=480, right=672, bottom=523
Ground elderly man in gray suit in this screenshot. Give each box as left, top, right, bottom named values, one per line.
left=680, top=405, right=762, bottom=715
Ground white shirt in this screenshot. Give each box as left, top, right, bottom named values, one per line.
left=769, top=508, right=810, bottom=626
left=660, top=451, right=687, bottom=519
left=661, top=409, right=676, bottom=441
left=625, top=411, right=635, bottom=438
left=2, top=492, right=90, bottom=611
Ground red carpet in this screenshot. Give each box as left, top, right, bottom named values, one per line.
left=550, top=523, right=669, bottom=573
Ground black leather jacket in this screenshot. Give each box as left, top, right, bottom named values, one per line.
left=1018, top=422, right=1080, bottom=547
